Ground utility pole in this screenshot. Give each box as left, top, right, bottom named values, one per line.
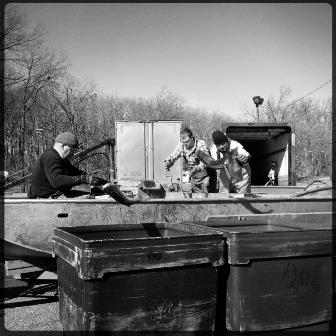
left=252, top=96, right=264, bottom=122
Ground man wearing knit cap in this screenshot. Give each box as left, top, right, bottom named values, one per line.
left=28, top=131, right=108, bottom=199
left=205, top=130, right=251, bottom=194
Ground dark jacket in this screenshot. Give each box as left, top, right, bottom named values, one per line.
left=29, top=148, right=85, bottom=198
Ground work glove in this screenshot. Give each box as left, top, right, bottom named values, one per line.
left=190, top=165, right=202, bottom=175
left=164, top=160, right=173, bottom=170
left=81, top=174, right=109, bottom=186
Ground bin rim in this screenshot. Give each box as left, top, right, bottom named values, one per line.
left=181, top=218, right=332, bottom=235
left=53, top=222, right=224, bottom=244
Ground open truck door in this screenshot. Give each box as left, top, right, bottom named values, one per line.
left=224, top=123, right=296, bottom=186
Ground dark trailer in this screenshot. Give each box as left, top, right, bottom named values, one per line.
left=224, top=123, right=295, bottom=186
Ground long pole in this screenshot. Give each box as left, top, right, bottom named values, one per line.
left=37, top=134, right=40, bottom=155
left=151, top=121, right=155, bottom=180
left=109, top=144, right=115, bottom=181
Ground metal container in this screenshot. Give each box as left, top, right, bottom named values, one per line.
left=188, top=212, right=332, bottom=332
left=115, top=120, right=182, bottom=189
left=52, top=222, right=224, bottom=333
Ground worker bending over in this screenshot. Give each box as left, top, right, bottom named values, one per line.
left=196, top=130, right=251, bottom=194
left=212, top=130, right=251, bottom=193
left=164, top=127, right=216, bottom=193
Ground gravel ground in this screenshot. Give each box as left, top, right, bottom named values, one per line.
left=1, top=279, right=63, bottom=333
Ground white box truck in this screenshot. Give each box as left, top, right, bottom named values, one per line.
left=115, top=120, right=182, bottom=190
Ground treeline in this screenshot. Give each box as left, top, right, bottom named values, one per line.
left=4, top=5, right=332, bottom=183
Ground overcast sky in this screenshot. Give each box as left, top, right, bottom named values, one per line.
left=16, top=3, right=332, bottom=119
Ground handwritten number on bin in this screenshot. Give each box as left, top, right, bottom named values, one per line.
left=282, top=262, right=320, bottom=292
left=151, top=300, right=174, bottom=320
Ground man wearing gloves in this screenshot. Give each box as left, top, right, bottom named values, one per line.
left=164, top=127, right=216, bottom=193
left=196, top=130, right=251, bottom=194
left=212, top=130, right=251, bottom=194
left=28, top=131, right=108, bottom=199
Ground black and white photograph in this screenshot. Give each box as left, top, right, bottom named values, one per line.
left=1, top=2, right=333, bottom=334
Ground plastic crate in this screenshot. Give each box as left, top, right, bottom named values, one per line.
left=53, top=222, right=224, bottom=333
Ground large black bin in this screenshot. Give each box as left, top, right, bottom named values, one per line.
left=52, top=222, right=224, bottom=334
left=190, top=212, right=332, bottom=332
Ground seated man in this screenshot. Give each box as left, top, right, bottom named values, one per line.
left=164, top=127, right=216, bottom=193
left=196, top=130, right=251, bottom=194
left=28, top=132, right=107, bottom=199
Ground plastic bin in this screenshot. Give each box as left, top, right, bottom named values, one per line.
left=52, top=222, right=224, bottom=334
left=188, top=212, right=332, bottom=332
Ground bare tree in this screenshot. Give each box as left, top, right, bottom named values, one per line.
left=245, top=86, right=295, bottom=122
left=152, top=87, right=185, bottom=120
left=264, top=87, right=295, bottom=122
left=4, top=6, right=68, bottom=187
left=49, top=75, right=97, bottom=137
left=15, top=43, right=67, bottom=178
left=293, top=98, right=332, bottom=177
left=3, top=4, right=45, bottom=87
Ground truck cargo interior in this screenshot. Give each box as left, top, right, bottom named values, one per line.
left=225, top=124, right=295, bottom=186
